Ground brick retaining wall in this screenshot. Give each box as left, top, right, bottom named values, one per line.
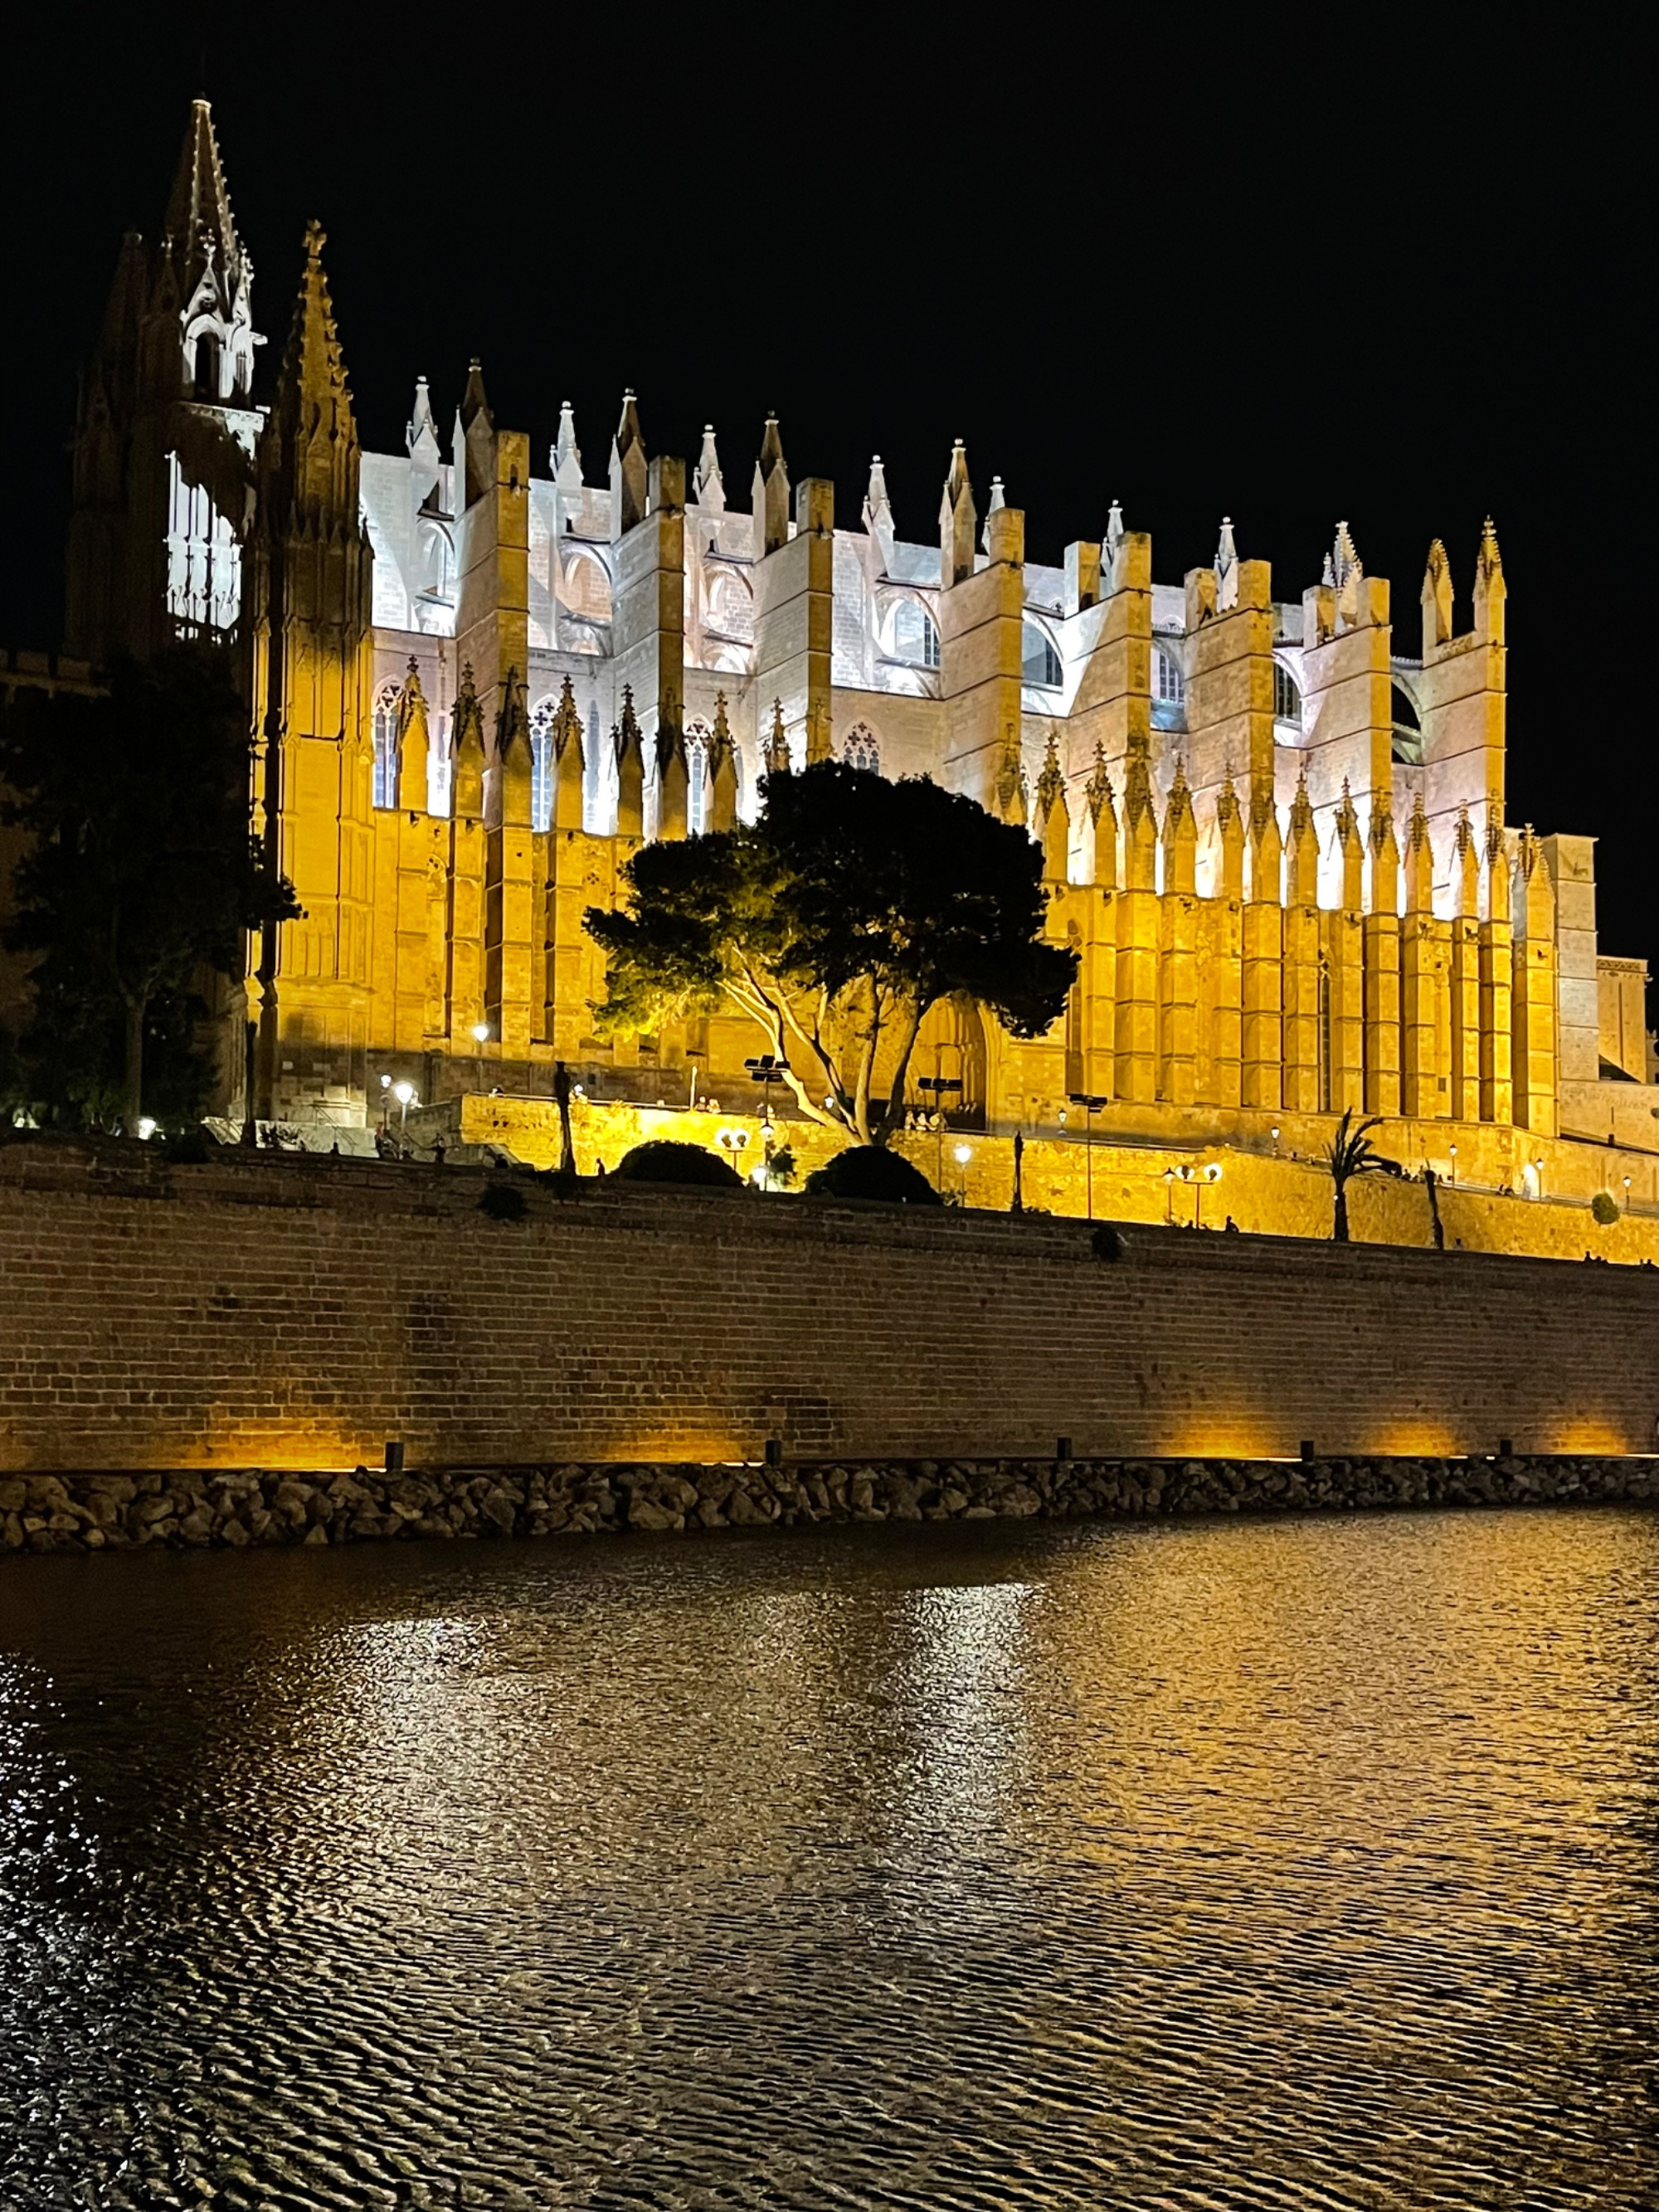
left=2, top=1138, right=1657, bottom=1473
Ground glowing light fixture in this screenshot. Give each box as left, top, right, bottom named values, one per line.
left=137, top=1117, right=157, bottom=1141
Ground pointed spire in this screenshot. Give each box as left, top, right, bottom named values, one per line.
left=753, top=415, right=789, bottom=557
left=552, top=675, right=586, bottom=831
left=553, top=400, right=583, bottom=492
left=981, top=475, right=1005, bottom=554
left=1334, top=779, right=1363, bottom=909
left=1216, top=767, right=1247, bottom=902
left=707, top=693, right=739, bottom=832
left=1331, top=519, right=1365, bottom=631
left=1121, top=735, right=1159, bottom=889
left=611, top=390, right=646, bottom=538
left=994, top=722, right=1027, bottom=826
left=1473, top=515, right=1506, bottom=643
left=1453, top=804, right=1481, bottom=918
left=1422, top=536, right=1454, bottom=651
left=694, top=424, right=726, bottom=514
left=614, top=685, right=645, bottom=836
left=1286, top=768, right=1317, bottom=905
left=160, top=100, right=255, bottom=397
left=940, top=440, right=977, bottom=587
left=863, top=454, right=894, bottom=547
left=1085, top=744, right=1118, bottom=890
left=407, top=375, right=438, bottom=451
left=261, top=222, right=358, bottom=529
left=1404, top=791, right=1434, bottom=914
left=1034, top=737, right=1068, bottom=879
left=450, top=662, right=485, bottom=820
left=394, top=659, right=430, bottom=813
left=764, top=699, right=791, bottom=777
left=495, top=665, right=532, bottom=766
left=459, top=358, right=491, bottom=433
left=1215, top=516, right=1238, bottom=611
left=1161, top=759, right=1198, bottom=896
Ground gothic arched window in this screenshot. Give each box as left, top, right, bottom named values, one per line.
left=843, top=723, right=880, bottom=773
left=1273, top=660, right=1302, bottom=728
left=372, top=683, right=400, bottom=808
left=1151, top=645, right=1187, bottom=733
left=885, top=597, right=940, bottom=669
left=560, top=548, right=612, bottom=623
left=685, top=722, right=711, bottom=835
left=1022, top=621, right=1063, bottom=689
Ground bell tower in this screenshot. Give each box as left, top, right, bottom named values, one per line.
left=65, top=98, right=265, bottom=665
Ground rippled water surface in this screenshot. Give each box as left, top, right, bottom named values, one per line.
left=3, top=1509, right=1657, bottom=2210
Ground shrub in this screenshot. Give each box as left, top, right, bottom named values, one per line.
left=804, top=1146, right=942, bottom=1205
left=162, top=1124, right=217, bottom=1163
left=1090, top=1223, right=1125, bottom=1262
left=1590, top=1190, right=1619, bottom=1226
left=477, top=1182, right=528, bottom=1222
left=611, top=1139, right=745, bottom=1189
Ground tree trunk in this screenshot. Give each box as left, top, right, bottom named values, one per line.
left=1332, top=1185, right=1350, bottom=1242
left=122, top=995, right=145, bottom=1134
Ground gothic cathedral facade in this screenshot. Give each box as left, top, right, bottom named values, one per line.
left=54, top=102, right=1649, bottom=1162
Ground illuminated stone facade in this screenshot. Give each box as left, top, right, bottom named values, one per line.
left=53, top=101, right=1657, bottom=1201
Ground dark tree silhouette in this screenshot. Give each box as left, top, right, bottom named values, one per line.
left=1325, top=1108, right=1400, bottom=1242
left=0, top=650, right=297, bottom=1131
left=585, top=762, right=1077, bottom=1146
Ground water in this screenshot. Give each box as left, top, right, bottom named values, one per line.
left=2, top=1509, right=1656, bottom=2212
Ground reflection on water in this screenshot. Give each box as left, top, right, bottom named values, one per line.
left=2, top=1508, right=1657, bottom=2210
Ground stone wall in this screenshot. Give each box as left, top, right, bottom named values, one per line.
left=5, top=1453, right=1654, bottom=1557
left=3, top=1138, right=1657, bottom=1475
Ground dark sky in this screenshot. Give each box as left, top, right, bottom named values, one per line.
left=2, top=20, right=1646, bottom=960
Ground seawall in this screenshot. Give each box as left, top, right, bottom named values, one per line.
left=2, top=1137, right=1657, bottom=1474
left=5, top=1453, right=1656, bottom=1556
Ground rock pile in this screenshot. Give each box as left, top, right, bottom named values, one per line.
left=2, top=1454, right=1655, bottom=1557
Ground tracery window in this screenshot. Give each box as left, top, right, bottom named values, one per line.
left=1154, top=646, right=1185, bottom=704
left=843, top=723, right=880, bottom=773
left=372, top=683, right=400, bottom=809
left=1022, top=621, right=1063, bottom=689
left=530, top=699, right=556, bottom=831
left=686, top=723, right=710, bottom=835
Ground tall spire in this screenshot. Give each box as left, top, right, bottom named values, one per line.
left=753, top=415, right=789, bottom=557
left=611, top=390, right=646, bottom=538
left=940, top=440, right=976, bottom=587
left=981, top=474, right=1005, bottom=553
left=694, top=424, right=726, bottom=514
left=553, top=400, right=582, bottom=490
left=261, top=222, right=358, bottom=528
left=1421, top=536, right=1453, bottom=650
left=157, top=97, right=258, bottom=401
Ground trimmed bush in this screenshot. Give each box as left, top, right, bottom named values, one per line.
left=477, top=1182, right=528, bottom=1222
left=1590, top=1190, right=1619, bottom=1226
left=1091, top=1223, right=1125, bottom=1262
left=612, top=1139, right=745, bottom=1189
left=804, top=1146, right=942, bottom=1205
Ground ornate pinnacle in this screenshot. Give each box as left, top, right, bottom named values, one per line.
left=1085, top=742, right=1116, bottom=827
left=764, top=699, right=791, bottom=777
left=1035, top=733, right=1065, bottom=821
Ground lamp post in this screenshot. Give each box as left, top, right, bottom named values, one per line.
left=393, top=1079, right=416, bottom=1135
left=1162, top=1165, right=1177, bottom=1224
left=953, top=1142, right=973, bottom=1204
left=917, top=1074, right=962, bottom=1189
left=1448, top=1142, right=1457, bottom=1187
left=745, top=1055, right=788, bottom=1189
left=1067, top=1091, right=1109, bottom=1220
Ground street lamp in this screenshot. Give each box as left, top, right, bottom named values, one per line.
left=745, top=1055, right=789, bottom=1190
left=392, top=1079, right=416, bottom=1134
left=1448, top=1142, right=1457, bottom=1187
left=953, top=1142, right=972, bottom=1203
left=1067, top=1090, right=1109, bottom=1220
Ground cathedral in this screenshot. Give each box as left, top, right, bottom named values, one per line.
left=32, top=100, right=1658, bottom=1198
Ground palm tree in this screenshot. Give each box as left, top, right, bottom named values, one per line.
left=1326, top=1108, right=1399, bottom=1242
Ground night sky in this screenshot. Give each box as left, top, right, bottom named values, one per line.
left=2, top=24, right=1642, bottom=965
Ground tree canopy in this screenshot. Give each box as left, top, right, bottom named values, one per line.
left=584, top=762, right=1078, bottom=1145
left=0, top=649, right=297, bottom=1131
